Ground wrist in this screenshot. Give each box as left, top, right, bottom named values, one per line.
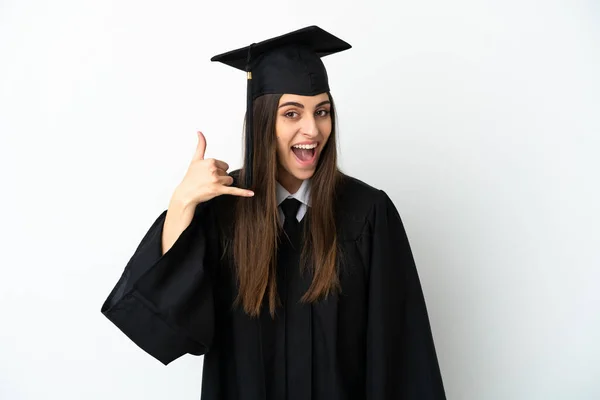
left=169, top=188, right=197, bottom=214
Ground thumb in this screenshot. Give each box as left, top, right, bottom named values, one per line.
left=194, top=131, right=206, bottom=161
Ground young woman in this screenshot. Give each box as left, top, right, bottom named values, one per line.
left=102, top=26, right=446, bottom=400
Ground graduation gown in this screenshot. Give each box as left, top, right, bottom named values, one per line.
left=101, top=173, right=446, bottom=399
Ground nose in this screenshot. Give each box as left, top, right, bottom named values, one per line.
left=300, top=114, right=319, bottom=137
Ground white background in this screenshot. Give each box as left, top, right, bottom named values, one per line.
left=1, top=0, right=599, bottom=399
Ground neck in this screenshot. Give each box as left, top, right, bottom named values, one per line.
left=277, top=167, right=303, bottom=194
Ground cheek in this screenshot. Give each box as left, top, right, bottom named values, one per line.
left=275, top=120, right=295, bottom=142
left=319, top=118, right=332, bottom=140
left=275, top=121, right=292, bottom=156
left=275, top=140, right=287, bottom=158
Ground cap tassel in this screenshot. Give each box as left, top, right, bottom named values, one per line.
left=244, top=44, right=255, bottom=189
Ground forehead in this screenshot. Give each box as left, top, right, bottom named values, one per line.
left=279, top=92, right=330, bottom=106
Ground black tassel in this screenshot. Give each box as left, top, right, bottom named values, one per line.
left=244, top=43, right=255, bottom=190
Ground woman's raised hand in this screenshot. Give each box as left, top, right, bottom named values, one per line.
left=172, top=131, right=254, bottom=208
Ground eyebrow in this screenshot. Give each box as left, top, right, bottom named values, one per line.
left=278, top=100, right=331, bottom=109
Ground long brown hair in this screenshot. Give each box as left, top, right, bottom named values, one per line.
left=233, top=93, right=342, bottom=318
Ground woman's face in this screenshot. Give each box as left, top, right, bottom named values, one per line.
left=275, top=92, right=332, bottom=190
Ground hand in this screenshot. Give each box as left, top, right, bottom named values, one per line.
left=171, top=131, right=254, bottom=208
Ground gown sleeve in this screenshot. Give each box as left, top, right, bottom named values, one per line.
left=100, top=201, right=217, bottom=365
left=366, top=190, right=446, bottom=399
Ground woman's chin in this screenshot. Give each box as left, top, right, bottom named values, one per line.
left=280, top=163, right=316, bottom=182
left=293, top=169, right=316, bottom=181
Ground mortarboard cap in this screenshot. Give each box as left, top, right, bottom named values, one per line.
left=211, top=25, right=351, bottom=189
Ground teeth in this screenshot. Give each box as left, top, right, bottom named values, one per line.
left=292, top=143, right=317, bottom=150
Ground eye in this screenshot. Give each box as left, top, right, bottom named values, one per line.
left=316, top=109, right=330, bottom=117
left=284, top=111, right=299, bottom=118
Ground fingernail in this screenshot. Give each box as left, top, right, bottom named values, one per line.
left=248, top=191, right=255, bottom=196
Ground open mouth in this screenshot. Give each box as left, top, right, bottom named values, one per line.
left=291, top=143, right=318, bottom=165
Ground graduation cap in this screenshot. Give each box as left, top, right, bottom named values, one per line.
left=211, top=25, right=352, bottom=189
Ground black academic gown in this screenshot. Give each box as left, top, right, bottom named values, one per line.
left=101, top=172, right=446, bottom=400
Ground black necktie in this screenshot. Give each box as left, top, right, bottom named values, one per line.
left=280, top=198, right=302, bottom=248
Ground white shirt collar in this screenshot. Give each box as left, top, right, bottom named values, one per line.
left=276, top=178, right=311, bottom=208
